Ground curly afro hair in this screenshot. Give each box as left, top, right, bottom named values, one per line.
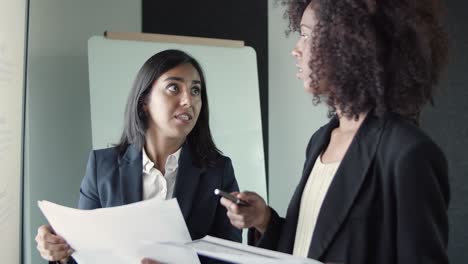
left=280, top=0, right=449, bottom=121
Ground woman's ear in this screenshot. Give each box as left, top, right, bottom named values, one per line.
left=138, top=95, right=150, bottom=119
left=139, top=94, right=149, bottom=112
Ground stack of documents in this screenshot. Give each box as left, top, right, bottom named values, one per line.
left=38, top=198, right=322, bottom=264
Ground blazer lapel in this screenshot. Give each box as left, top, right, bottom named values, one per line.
left=173, top=144, right=201, bottom=221
left=119, top=144, right=143, bottom=205
left=278, top=118, right=338, bottom=253
left=308, top=114, right=386, bottom=259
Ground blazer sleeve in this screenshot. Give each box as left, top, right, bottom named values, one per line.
left=77, top=150, right=102, bottom=210
left=207, top=157, right=242, bottom=243
left=247, top=207, right=285, bottom=250
left=394, top=140, right=450, bottom=264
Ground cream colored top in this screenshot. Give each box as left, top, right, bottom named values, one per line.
left=293, top=155, right=341, bottom=257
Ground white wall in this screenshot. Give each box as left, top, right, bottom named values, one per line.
left=268, top=2, right=328, bottom=215
left=23, top=1, right=141, bottom=263
left=0, top=0, right=27, bottom=262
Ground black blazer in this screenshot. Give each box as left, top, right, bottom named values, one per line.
left=74, top=143, right=241, bottom=263
left=251, top=113, right=450, bottom=264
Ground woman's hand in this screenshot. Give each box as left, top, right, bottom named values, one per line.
left=220, top=191, right=271, bottom=233
left=35, top=224, right=74, bottom=263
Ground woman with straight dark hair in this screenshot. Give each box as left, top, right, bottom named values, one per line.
left=35, top=49, right=242, bottom=264
left=221, top=0, right=450, bottom=263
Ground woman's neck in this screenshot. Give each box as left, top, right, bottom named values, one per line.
left=144, top=130, right=184, bottom=171
left=320, top=110, right=368, bottom=163
left=336, top=110, right=368, bottom=134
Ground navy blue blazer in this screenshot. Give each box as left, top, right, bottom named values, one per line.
left=75, top=143, right=241, bottom=262
left=251, top=113, right=450, bottom=264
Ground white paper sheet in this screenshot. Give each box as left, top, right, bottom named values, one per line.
left=38, top=198, right=199, bottom=264
left=187, top=236, right=323, bottom=264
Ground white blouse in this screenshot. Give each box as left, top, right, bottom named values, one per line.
left=142, top=147, right=181, bottom=201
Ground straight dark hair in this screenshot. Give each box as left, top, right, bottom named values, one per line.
left=116, top=49, right=221, bottom=167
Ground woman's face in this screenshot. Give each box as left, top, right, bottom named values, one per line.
left=144, top=63, right=202, bottom=141
left=291, top=3, right=318, bottom=93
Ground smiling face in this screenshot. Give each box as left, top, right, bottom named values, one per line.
left=143, top=63, right=202, bottom=141
left=291, top=3, right=319, bottom=93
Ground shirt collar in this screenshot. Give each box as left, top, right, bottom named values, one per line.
left=142, top=147, right=181, bottom=173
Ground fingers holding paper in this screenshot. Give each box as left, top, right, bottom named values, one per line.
left=35, top=224, right=74, bottom=263
left=220, top=191, right=271, bottom=233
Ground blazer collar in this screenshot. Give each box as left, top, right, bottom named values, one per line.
left=172, top=142, right=202, bottom=222
left=119, top=144, right=143, bottom=205
left=118, top=143, right=202, bottom=222
left=278, top=117, right=338, bottom=254
left=308, top=113, right=386, bottom=259
left=296, top=117, right=339, bottom=224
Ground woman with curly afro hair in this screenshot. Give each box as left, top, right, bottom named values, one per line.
left=221, top=0, right=450, bottom=263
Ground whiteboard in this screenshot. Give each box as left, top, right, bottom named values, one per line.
left=0, top=0, right=26, bottom=262
left=87, top=36, right=267, bottom=207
